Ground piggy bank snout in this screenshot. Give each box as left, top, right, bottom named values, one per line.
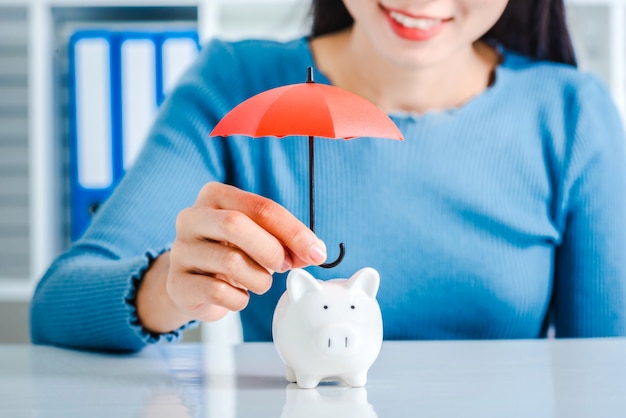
left=315, top=323, right=361, bottom=356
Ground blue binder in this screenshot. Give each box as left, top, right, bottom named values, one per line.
left=67, top=30, right=200, bottom=241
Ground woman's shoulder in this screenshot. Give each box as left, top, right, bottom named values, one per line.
left=496, top=47, right=617, bottom=118
left=168, top=36, right=313, bottom=114
left=196, top=36, right=313, bottom=87
left=202, top=36, right=308, bottom=59
left=498, top=48, right=624, bottom=161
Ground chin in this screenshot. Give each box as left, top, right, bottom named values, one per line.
left=376, top=41, right=449, bottom=70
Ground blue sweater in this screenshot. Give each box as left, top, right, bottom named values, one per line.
left=31, top=37, right=626, bottom=352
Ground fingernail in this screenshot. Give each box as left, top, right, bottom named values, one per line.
left=308, top=241, right=327, bottom=264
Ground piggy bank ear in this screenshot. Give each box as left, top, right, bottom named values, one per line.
left=346, top=267, right=380, bottom=299
left=287, top=268, right=322, bottom=303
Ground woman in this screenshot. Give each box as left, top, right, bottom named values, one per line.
left=31, top=0, right=626, bottom=352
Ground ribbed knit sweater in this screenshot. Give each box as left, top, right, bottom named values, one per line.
left=31, top=37, right=626, bottom=352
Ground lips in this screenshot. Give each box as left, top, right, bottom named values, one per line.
left=380, top=4, right=451, bottom=41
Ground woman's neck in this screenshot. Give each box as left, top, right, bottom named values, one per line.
left=310, top=27, right=500, bottom=114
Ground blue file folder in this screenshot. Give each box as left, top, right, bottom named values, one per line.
left=68, top=30, right=200, bottom=241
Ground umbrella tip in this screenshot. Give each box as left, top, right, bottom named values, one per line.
left=306, top=66, right=314, bottom=83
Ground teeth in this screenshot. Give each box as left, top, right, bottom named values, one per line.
left=389, top=11, right=442, bottom=30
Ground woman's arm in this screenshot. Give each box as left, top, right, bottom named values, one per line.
left=553, top=75, right=626, bottom=337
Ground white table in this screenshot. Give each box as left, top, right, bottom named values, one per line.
left=1, top=338, right=625, bottom=417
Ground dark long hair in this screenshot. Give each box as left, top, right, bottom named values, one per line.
left=310, top=0, right=576, bottom=66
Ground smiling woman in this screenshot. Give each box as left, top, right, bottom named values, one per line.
left=311, top=0, right=576, bottom=65
left=30, top=0, right=626, bottom=352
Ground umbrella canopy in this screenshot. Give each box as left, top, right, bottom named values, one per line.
left=210, top=67, right=404, bottom=268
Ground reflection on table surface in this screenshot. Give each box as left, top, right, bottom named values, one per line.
left=1, top=338, right=626, bottom=417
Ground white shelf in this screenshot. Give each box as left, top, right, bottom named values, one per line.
left=0, top=279, right=35, bottom=301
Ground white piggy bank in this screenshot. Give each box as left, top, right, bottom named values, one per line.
left=272, top=268, right=383, bottom=389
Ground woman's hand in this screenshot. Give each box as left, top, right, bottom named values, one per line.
left=136, top=182, right=327, bottom=334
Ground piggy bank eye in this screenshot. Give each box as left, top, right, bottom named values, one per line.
left=323, top=305, right=328, bottom=310
left=351, top=305, right=356, bottom=310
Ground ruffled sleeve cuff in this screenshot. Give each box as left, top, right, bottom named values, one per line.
left=125, top=246, right=199, bottom=345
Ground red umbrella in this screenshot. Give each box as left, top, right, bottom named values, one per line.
left=210, top=67, right=404, bottom=268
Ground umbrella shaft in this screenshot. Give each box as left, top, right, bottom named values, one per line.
left=309, top=135, right=315, bottom=232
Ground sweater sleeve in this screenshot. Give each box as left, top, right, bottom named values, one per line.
left=30, top=40, right=237, bottom=352
left=553, top=75, right=626, bottom=337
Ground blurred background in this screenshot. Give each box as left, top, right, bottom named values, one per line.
left=0, top=0, right=623, bottom=344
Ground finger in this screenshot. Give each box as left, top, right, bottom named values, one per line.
left=178, top=206, right=291, bottom=273
left=168, top=271, right=250, bottom=314
left=198, top=183, right=327, bottom=265
left=173, top=240, right=273, bottom=295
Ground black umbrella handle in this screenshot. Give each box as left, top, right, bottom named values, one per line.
left=319, top=243, right=345, bottom=269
